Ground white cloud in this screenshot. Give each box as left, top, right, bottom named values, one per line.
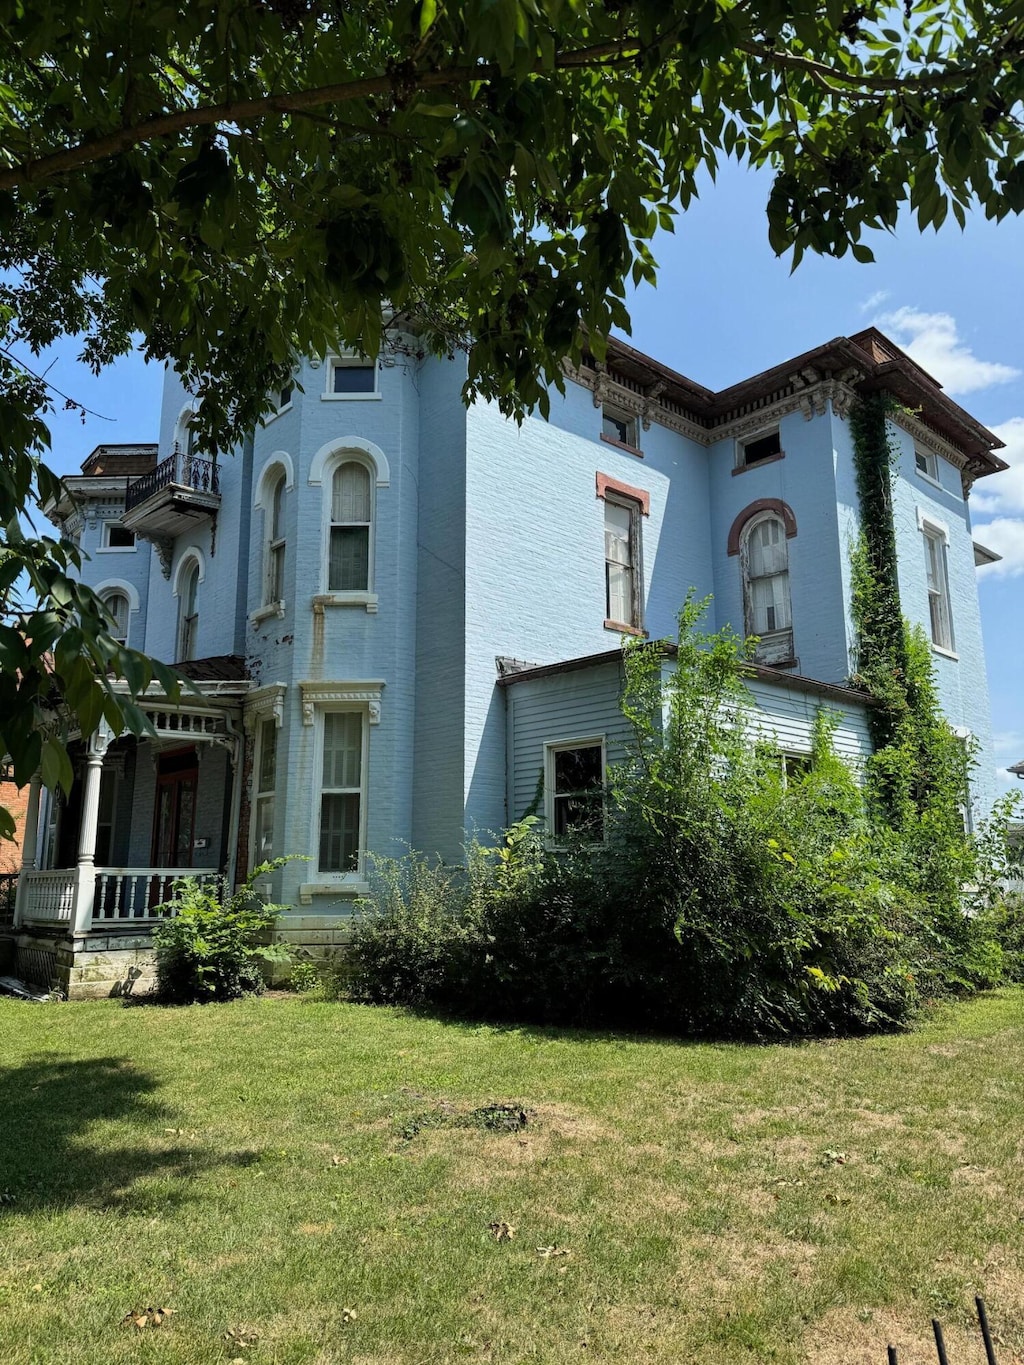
left=971, top=416, right=1024, bottom=517
left=974, top=517, right=1024, bottom=578
left=860, top=289, right=890, bottom=313
left=991, top=732, right=1024, bottom=791
left=875, top=307, right=1020, bottom=395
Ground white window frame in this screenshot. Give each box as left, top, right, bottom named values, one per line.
left=600, top=403, right=639, bottom=451
left=95, top=578, right=140, bottom=648
left=740, top=511, right=795, bottom=665
left=98, top=520, right=137, bottom=552
left=603, top=492, right=644, bottom=632
left=250, top=714, right=278, bottom=867
left=172, top=551, right=205, bottom=663
left=311, top=706, right=370, bottom=883
left=264, top=471, right=286, bottom=610
left=736, top=427, right=783, bottom=471
left=914, top=446, right=940, bottom=486
left=316, top=453, right=378, bottom=610
left=919, top=514, right=956, bottom=657
left=322, top=353, right=381, bottom=401
left=100, top=588, right=131, bottom=647
left=544, top=737, right=607, bottom=844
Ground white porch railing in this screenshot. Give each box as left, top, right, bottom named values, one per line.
left=18, top=867, right=221, bottom=927
left=19, top=869, right=76, bottom=923
left=92, top=868, right=220, bottom=922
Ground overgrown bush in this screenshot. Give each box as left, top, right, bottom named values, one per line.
left=152, top=861, right=292, bottom=1003
left=346, top=600, right=1014, bottom=1038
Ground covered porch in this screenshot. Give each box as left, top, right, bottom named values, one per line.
left=9, top=669, right=252, bottom=995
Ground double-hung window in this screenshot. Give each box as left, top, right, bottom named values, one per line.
left=178, top=561, right=200, bottom=662
left=329, top=462, right=372, bottom=592
left=923, top=524, right=954, bottom=652
left=266, top=475, right=286, bottom=605
left=318, top=711, right=364, bottom=874
left=547, top=740, right=605, bottom=841
left=254, top=717, right=277, bottom=862
left=604, top=496, right=642, bottom=630
left=742, top=513, right=794, bottom=664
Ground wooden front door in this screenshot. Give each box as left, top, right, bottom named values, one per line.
left=151, top=749, right=198, bottom=868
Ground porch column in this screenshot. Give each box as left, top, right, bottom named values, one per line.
left=71, top=727, right=111, bottom=935
left=12, top=770, right=43, bottom=929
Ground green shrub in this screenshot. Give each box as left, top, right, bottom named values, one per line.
left=289, top=960, right=322, bottom=994
left=152, top=861, right=292, bottom=1004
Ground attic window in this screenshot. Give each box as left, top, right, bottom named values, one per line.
left=326, top=355, right=378, bottom=397
left=601, top=404, right=639, bottom=451
left=739, top=429, right=782, bottom=468
left=915, top=448, right=938, bottom=481
left=101, top=522, right=136, bottom=549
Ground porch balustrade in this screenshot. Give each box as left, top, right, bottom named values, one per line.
left=18, top=867, right=220, bottom=927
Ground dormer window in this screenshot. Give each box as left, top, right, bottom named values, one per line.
left=738, top=429, right=782, bottom=469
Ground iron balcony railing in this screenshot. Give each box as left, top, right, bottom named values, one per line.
left=125, top=447, right=220, bottom=513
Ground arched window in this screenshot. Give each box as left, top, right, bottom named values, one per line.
left=265, top=472, right=286, bottom=605
left=178, top=560, right=200, bottom=661
left=102, top=590, right=130, bottom=646
left=741, top=513, right=794, bottom=664
left=329, top=461, right=372, bottom=592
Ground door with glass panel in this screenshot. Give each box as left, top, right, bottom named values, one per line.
left=151, top=749, right=199, bottom=869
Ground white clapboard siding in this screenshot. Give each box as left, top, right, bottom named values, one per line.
left=506, top=659, right=874, bottom=825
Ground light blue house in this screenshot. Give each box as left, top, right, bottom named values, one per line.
left=11, top=326, right=1008, bottom=995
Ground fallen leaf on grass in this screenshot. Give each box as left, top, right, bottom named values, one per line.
left=489, top=1221, right=516, bottom=1241
left=330, top=1154, right=348, bottom=1166
left=122, top=1306, right=175, bottom=1329
left=536, top=1246, right=571, bottom=1259
left=341, top=1307, right=358, bottom=1322
left=224, top=1328, right=258, bottom=1349
left=821, top=1149, right=848, bottom=1165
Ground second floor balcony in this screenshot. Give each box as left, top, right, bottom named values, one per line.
left=123, top=447, right=221, bottom=538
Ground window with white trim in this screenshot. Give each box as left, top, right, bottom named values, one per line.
left=101, top=521, right=135, bottom=550
left=741, top=513, right=794, bottom=664
left=265, top=472, right=286, bottom=606
left=915, top=447, right=938, bottom=481
left=329, top=461, right=372, bottom=592
left=327, top=355, right=377, bottom=396
left=178, top=560, right=200, bottom=662
left=101, top=589, right=130, bottom=647
left=278, top=380, right=294, bottom=410
left=318, top=710, right=365, bottom=874
left=923, top=524, right=954, bottom=651
left=601, top=403, right=637, bottom=449
left=546, top=740, right=605, bottom=841
left=253, top=716, right=277, bottom=862
left=604, top=495, right=642, bottom=629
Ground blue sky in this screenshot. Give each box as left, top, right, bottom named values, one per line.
left=29, top=159, right=1024, bottom=794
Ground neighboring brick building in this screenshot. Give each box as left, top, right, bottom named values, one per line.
left=8, top=327, right=1008, bottom=996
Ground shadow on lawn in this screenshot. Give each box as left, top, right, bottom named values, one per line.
left=0, top=1054, right=234, bottom=1215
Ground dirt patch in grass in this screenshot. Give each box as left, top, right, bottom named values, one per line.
left=806, top=1307, right=995, bottom=1365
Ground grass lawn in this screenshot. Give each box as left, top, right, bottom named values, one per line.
left=0, top=991, right=1022, bottom=1365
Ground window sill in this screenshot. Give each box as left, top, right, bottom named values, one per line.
left=604, top=619, right=646, bottom=637
left=299, top=880, right=369, bottom=904
left=312, top=592, right=379, bottom=614
left=915, top=470, right=943, bottom=491
left=600, top=433, right=643, bottom=458
left=262, top=402, right=293, bottom=425
left=96, top=545, right=137, bottom=554
left=733, top=451, right=785, bottom=475
left=931, top=644, right=959, bottom=662
left=320, top=393, right=382, bottom=402
left=250, top=601, right=286, bottom=626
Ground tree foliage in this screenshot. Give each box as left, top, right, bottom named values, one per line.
left=3, top=0, right=1024, bottom=819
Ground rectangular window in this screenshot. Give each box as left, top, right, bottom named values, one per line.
left=601, top=404, right=638, bottom=449
left=330, top=358, right=377, bottom=395
left=923, top=526, right=954, bottom=651
left=739, top=430, right=782, bottom=468
left=604, top=496, right=642, bottom=629
left=547, top=741, right=605, bottom=841
left=279, top=382, right=294, bottom=410
left=95, top=768, right=117, bottom=865
left=101, top=522, right=136, bottom=549
left=254, top=717, right=277, bottom=862
left=318, top=711, right=364, bottom=873
left=915, top=448, right=938, bottom=481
